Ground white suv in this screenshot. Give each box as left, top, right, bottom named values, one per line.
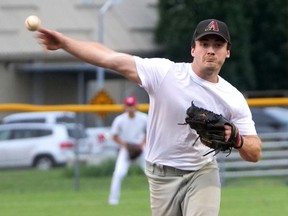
left=0, top=123, right=91, bottom=170
left=2, top=111, right=76, bottom=124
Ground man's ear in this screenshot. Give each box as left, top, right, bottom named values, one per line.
left=226, top=50, right=230, bottom=58
left=191, top=47, right=195, bottom=57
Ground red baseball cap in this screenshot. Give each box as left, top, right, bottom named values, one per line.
left=124, top=96, right=137, bottom=106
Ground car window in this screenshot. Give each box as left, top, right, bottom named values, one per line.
left=6, top=119, right=46, bottom=123
left=10, top=129, right=52, bottom=139
left=56, top=116, right=76, bottom=124
left=38, top=129, right=53, bottom=137
left=0, top=130, right=12, bottom=141
left=252, top=110, right=280, bottom=126
left=264, top=107, right=288, bottom=123
left=251, top=107, right=287, bottom=133
left=67, top=128, right=87, bottom=139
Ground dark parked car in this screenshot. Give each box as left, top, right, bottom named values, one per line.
left=250, top=107, right=288, bottom=133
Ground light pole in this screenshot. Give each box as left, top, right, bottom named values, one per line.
left=97, top=0, right=121, bottom=90
left=74, top=0, right=122, bottom=192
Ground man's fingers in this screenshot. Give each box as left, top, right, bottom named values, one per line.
left=224, top=125, right=231, bottom=141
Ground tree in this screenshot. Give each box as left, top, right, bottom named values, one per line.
left=155, top=0, right=288, bottom=92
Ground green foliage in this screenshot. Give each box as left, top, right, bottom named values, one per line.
left=155, top=0, right=288, bottom=91
left=244, top=0, right=288, bottom=90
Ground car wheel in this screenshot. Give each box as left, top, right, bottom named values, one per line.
left=33, top=156, right=55, bottom=170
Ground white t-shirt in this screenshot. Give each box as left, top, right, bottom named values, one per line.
left=111, top=111, right=148, bottom=144
left=135, top=56, right=257, bottom=170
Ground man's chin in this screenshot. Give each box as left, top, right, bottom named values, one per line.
left=205, top=65, right=217, bottom=71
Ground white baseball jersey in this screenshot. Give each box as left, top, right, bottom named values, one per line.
left=110, top=111, right=148, bottom=144
left=135, top=56, right=257, bottom=170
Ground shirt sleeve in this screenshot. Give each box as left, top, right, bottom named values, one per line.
left=110, top=116, right=121, bottom=136
left=134, top=56, right=174, bottom=94
left=232, top=96, right=257, bottom=136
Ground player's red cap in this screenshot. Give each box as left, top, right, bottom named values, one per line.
left=124, top=96, right=137, bottom=106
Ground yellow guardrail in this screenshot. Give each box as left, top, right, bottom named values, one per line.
left=246, top=97, right=288, bottom=107
left=0, top=103, right=149, bottom=113
left=0, top=98, right=287, bottom=113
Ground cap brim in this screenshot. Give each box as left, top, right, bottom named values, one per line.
left=194, top=32, right=230, bottom=44
left=125, top=103, right=136, bottom=106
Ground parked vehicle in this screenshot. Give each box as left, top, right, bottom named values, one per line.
left=1, top=111, right=76, bottom=124
left=0, top=123, right=91, bottom=170
left=85, top=127, right=118, bottom=154
left=250, top=106, right=288, bottom=133
left=67, top=127, right=119, bottom=167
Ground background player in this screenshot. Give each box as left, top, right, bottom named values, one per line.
left=108, top=96, right=147, bottom=205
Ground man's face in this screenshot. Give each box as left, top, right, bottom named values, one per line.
left=125, top=105, right=137, bottom=113
left=191, top=35, right=230, bottom=74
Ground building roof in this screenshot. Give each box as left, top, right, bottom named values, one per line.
left=0, top=0, right=159, bottom=62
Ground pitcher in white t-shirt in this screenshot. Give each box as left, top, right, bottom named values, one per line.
left=36, top=18, right=262, bottom=216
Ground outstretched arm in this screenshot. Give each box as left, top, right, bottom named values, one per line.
left=36, top=28, right=141, bottom=84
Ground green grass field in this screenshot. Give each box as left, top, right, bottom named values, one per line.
left=0, top=167, right=287, bottom=216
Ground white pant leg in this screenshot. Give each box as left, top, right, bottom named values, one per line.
left=136, top=148, right=146, bottom=171
left=108, top=148, right=130, bottom=205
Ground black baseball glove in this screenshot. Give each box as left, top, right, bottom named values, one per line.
left=182, top=101, right=243, bottom=156
left=126, top=143, right=143, bottom=160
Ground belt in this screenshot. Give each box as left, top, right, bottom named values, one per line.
left=146, top=161, right=195, bottom=176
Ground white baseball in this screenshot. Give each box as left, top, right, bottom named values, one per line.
left=25, top=15, right=41, bottom=31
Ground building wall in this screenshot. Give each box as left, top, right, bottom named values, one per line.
left=0, top=0, right=157, bottom=125
left=0, top=65, right=33, bottom=119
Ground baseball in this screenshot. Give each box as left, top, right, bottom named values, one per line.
left=25, top=15, right=41, bottom=31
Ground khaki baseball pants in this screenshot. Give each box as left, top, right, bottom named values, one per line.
left=145, top=160, right=221, bottom=216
